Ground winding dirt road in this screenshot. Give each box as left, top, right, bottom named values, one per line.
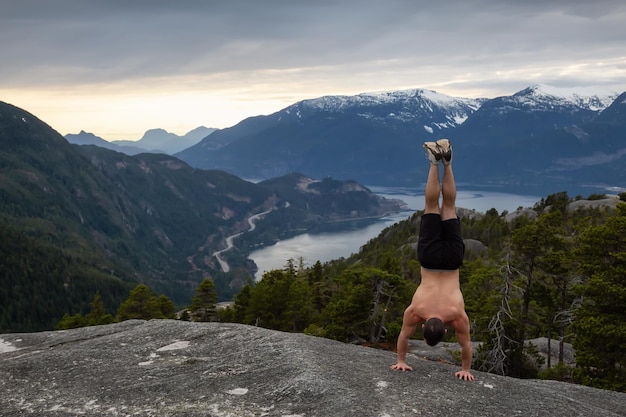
left=212, top=209, right=273, bottom=273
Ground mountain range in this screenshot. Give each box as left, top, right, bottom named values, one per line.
left=65, top=126, right=216, bottom=155
left=171, top=84, right=625, bottom=195
left=64, top=84, right=626, bottom=195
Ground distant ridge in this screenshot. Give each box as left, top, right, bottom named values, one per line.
left=65, top=126, right=217, bottom=155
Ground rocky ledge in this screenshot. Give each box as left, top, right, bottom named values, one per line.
left=1, top=320, right=624, bottom=417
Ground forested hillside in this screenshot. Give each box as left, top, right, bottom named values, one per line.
left=0, top=101, right=403, bottom=332
left=220, top=192, right=626, bottom=392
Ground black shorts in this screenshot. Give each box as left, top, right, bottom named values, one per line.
left=417, top=213, right=465, bottom=270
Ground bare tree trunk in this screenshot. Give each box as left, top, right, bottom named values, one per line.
left=520, top=258, right=535, bottom=343
left=483, top=256, right=518, bottom=375
left=553, top=296, right=582, bottom=364
left=547, top=331, right=552, bottom=369
left=369, top=279, right=384, bottom=343
left=558, top=280, right=568, bottom=364
left=376, top=288, right=395, bottom=342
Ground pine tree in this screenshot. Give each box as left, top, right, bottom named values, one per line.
left=117, top=284, right=167, bottom=321
left=189, top=278, right=218, bottom=322
left=85, top=293, right=114, bottom=326
left=571, top=204, right=626, bottom=391
left=56, top=293, right=114, bottom=329
left=319, top=266, right=405, bottom=343
left=232, top=284, right=252, bottom=323
left=157, top=295, right=176, bottom=319
left=244, top=269, right=295, bottom=329
left=511, top=211, right=564, bottom=341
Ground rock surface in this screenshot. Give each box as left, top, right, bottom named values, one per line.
left=463, top=238, right=488, bottom=258
left=1, top=320, right=625, bottom=417
left=525, top=337, right=576, bottom=370
left=566, top=196, right=621, bottom=212
left=505, top=208, right=538, bottom=222
left=408, top=337, right=575, bottom=371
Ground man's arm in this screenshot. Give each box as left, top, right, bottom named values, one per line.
left=390, top=308, right=419, bottom=371
left=453, top=312, right=475, bottom=381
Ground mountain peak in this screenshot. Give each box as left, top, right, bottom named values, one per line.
left=279, top=87, right=485, bottom=132
left=139, top=128, right=178, bottom=142
left=516, top=84, right=618, bottom=111
left=296, top=88, right=484, bottom=112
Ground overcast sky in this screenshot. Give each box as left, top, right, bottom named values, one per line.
left=1, top=0, right=625, bottom=140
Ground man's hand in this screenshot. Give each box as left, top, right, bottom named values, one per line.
left=390, top=362, right=413, bottom=372
left=455, top=370, right=474, bottom=381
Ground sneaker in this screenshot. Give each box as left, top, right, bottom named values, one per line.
left=436, top=138, right=452, bottom=165
left=423, top=142, right=442, bottom=164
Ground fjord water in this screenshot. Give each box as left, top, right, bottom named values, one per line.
left=249, top=187, right=540, bottom=279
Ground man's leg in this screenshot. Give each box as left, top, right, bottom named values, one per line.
left=424, top=158, right=441, bottom=214
left=419, top=143, right=443, bottom=268
left=441, top=164, right=457, bottom=220
left=438, top=139, right=457, bottom=220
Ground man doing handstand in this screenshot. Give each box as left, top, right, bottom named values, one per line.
left=390, top=138, right=474, bottom=381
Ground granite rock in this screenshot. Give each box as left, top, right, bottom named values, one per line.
left=505, top=208, right=538, bottom=222
left=566, top=196, right=621, bottom=212
left=1, top=320, right=624, bottom=417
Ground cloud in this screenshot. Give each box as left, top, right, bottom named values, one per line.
left=2, top=1, right=624, bottom=83
left=1, top=0, right=625, bottom=137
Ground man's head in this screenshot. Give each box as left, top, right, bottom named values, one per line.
left=423, top=317, right=445, bottom=346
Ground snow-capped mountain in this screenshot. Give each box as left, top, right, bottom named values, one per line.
left=511, top=84, right=618, bottom=112
left=174, top=85, right=625, bottom=192
left=454, top=84, right=620, bottom=152
left=177, top=88, right=487, bottom=167
left=176, top=87, right=490, bottom=182
left=86, top=85, right=618, bottom=194
left=287, top=89, right=485, bottom=132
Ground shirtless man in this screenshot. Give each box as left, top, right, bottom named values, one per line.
left=390, top=138, right=474, bottom=381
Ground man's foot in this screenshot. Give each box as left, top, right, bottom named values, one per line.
left=423, top=142, right=441, bottom=165
left=436, top=138, right=452, bottom=165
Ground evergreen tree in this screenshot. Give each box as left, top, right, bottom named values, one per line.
left=511, top=211, right=564, bottom=341
left=56, top=293, right=114, bottom=329
left=117, top=284, right=168, bottom=321
left=189, top=278, right=218, bottom=322
left=56, top=313, right=88, bottom=330
left=231, top=284, right=252, bottom=323
left=460, top=259, right=503, bottom=342
left=309, top=260, right=332, bottom=313
left=538, top=248, right=578, bottom=369
left=85, top=293, right=115, bottom=326
left=319, top=266, right=406, bottom=343
left=284, top=276, right=316, bottom=332
left=571, top=204, right=626, bottom=391
left=157, top=295, right=176, bottom=319
left=244, top=269, right=295, bottom=329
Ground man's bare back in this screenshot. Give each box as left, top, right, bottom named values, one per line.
left=391, top=269, right=474, bottom=380
left=408, top=269, right=465, bottom=324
